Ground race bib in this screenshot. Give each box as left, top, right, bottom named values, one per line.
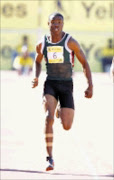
left=47, top=46, right=64, bottom=63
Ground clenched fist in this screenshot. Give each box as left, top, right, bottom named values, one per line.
left=32, top=78, right=38, bottom=88
left=84, top=86, right=93, bottom=98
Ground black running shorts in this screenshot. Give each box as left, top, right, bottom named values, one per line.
left=43, top=79, right=74, bottom=109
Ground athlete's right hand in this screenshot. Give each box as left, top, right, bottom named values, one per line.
left=32, top=78, right=38, bottom=88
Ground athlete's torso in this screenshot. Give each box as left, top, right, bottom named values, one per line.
left=42, top=33, right=74, bottom=80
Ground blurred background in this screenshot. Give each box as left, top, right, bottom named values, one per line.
left=1, top=0, right=114, bottom=72
left=1, top=1, right=114, bottom=178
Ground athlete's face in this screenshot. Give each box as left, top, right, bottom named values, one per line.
left=48, top=15, right=64, bottom=35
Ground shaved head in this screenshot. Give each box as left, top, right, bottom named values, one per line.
left=48, top=12, right=64, bottom=22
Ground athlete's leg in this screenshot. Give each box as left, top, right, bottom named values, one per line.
left=58, top=81, right=75, bottom=130
left=44, top=94, right=58, bottom=157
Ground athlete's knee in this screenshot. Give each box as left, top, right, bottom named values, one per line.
left=46, top=115, right=54, bottom=126
left=43, top=100, right=48, bottom=112
left=62, top=122, right=72, bottom=130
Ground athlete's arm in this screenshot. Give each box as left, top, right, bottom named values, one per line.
left=32, top=43, right=43, bottom=88
left=68, top=37, right=93, bottom=98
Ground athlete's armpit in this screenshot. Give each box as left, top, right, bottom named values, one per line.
left=68, top=37, right=87, bottom=65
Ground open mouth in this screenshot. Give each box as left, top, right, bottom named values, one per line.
left=54, top=28, right=59, bottom=31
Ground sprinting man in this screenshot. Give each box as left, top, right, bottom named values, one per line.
left=32, top=12, right=93, bottom=171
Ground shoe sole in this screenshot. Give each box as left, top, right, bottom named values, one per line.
left=46, top=165, right=54, bottom=171
left=56, top=109, right=60, bottom=118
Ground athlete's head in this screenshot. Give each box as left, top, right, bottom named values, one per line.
left=48, top=12, right=64, bottom=35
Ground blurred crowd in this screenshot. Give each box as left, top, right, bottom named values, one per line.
left=100, top=38, right=114, bottom=73
left=12, top=35, right=35, bottom=75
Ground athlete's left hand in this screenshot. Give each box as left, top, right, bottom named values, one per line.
left=84, top=86, right=93, bottom=98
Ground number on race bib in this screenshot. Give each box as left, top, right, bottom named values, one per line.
left=47, top=46, right=64, bottom=63
left=53, top=52, right=57, bottom=59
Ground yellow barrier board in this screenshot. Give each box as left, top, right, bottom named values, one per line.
left=1, top=1, right=113, bottom=31
left=1, top=1, right=38, bottom=29
left=39, top=1, right=113, bottom=32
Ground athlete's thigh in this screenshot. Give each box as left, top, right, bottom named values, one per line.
left=60, top=108, right=74, bottom=128
left=44, top=94, right=58, bottom=117
left=59, top=80, right=74, bottom=109
left=43, top=79, right=58, bottom=100
left=43, top=79, right=58, bottom=115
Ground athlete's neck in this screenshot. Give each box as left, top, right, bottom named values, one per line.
left=50, top=32, right=65, bottom=43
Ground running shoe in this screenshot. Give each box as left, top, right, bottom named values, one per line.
left=46, top=156, right=54, bottom=171
left=55, top=104, right=60, bottom=118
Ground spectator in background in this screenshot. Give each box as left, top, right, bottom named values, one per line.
left=13, top=46, right=34, bottom=75
left=101, top=38, right=114, bottom=72
left=12, top=35, right=35, bottom=67
left=110, top=57, right=114, bottom=81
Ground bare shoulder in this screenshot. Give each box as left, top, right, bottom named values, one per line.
left=68, top=36, right=81, bottom=52
left=67, top=36, right=87, bottom=62
left=36, top=42, right=42, bottom=54
left=36, top=37, right=44, bottom=54
left=35, top=37, right=44, bottom=63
